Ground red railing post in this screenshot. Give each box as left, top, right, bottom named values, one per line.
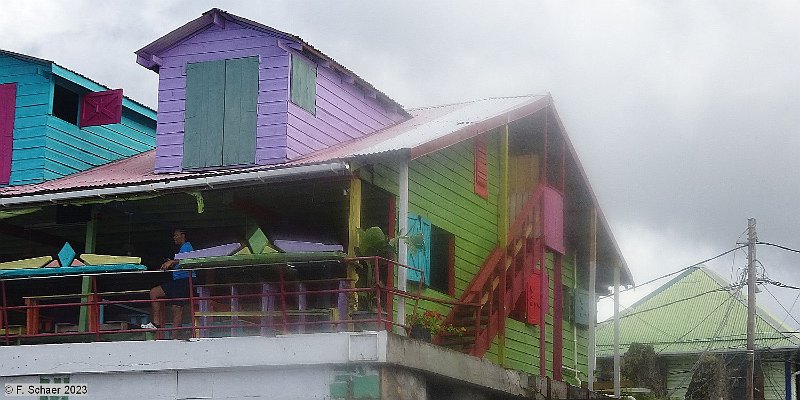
left=278, top=268, right=289, bottom=334
left=188, top=272, right=196, bottom=338
left=373, top=258, right=383, bottom=331
left=92, top=276, right=100, bottom=341
left=386, top=258, right=394, bottom=331
left=1, top=280, right=8, bottom=344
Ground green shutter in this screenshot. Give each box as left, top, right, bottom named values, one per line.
left=184, top=57, right=257, bottom=169
left=184, top=60, right=225, bottom=168
left=291, top=55, right=316, bottom=114
left=223, top=57, right=258, bottom=166
left=407, top=213, right=431, bottom=284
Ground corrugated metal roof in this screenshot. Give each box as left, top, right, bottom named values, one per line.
left=0, top=150, right=349, bottom=199
left=596, top=267, right=800, bottom=356
left=294, top=95, right=548, bottom=163
left=0, top=96, right=547, bottom=199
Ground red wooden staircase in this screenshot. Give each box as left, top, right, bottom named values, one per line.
left=436, top=185, right=548, bottom=356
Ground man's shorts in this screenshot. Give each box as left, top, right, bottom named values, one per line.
left=162, top=278, right=190, bottom=302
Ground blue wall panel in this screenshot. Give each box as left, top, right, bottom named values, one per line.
left=0, top=52, right=157, bottom=186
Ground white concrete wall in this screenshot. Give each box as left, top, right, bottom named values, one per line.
left=0, top=332, right=386, bottom=400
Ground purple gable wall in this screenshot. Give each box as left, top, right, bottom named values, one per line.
left=152, top=19, right=407, bottom=172
left=285, top=52, right=407, bottom=160
left=154, top=22, right=290, bottom=173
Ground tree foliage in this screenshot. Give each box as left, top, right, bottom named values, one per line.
left=686, top=354, right=729, bottom=400
left=622, top=343, right=667, bottom=396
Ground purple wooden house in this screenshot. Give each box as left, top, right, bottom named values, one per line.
left=135, top=8, right=409, bottom=173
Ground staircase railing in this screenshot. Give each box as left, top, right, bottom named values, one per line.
left=436, top=184, right=547, bottom=356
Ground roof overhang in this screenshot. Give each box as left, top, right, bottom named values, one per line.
left=0, top=162, right=350, bottom=208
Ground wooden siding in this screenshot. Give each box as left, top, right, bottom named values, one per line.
left=151, top=20, right=407, bottom=171
left=0, top=53, right=156, bottom=185
left=154, top=23, right=290, bottom=172
left=664, top=356, right=787, bottom=400
left=0, top=54, right=51, bottom=185
left=762, top=360, right=788, bottom=400
left=371, top=137, right=501, bottom=299
left=285, top=60, right=406, bottom=159
left=42, top=114, right=155, bottom=180
left=368, top=131, right=587, bottom=381
left=481, top=253, right=586, bottom=383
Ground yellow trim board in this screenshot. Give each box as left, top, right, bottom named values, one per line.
left=80, top=254, right=141, bottom=265
left=0, top=256, right=53, bottom=270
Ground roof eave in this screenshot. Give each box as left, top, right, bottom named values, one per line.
left=0, top=162, right=351, bottom=208
left=408, top=96, right=550, bottom=160
left=548, top=98, right=633, bottom=285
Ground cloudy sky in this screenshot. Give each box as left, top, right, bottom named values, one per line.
left=2, top=1, right=799, bottom=328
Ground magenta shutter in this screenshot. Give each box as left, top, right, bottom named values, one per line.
left=474, top=136, right=488, bottom=198
left=79, top=89, right=123, bottom=127
left=542, top=186, right=565, bottom=254
left=0, top=83, right=16, bottom=185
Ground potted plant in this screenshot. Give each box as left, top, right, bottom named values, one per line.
left=407, top=309, right=465, bottom=342
left=353, top=226, right=425, bottom=308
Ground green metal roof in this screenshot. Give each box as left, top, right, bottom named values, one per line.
left=596, top=267, right=800, bottom=356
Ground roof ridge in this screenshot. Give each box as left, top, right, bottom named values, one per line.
left=407, top=94, right=546, bottom=111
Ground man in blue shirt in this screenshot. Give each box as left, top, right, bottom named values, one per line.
left=142, top=229, right=194, bottom=333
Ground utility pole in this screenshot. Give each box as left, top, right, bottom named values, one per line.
left=746, top=218, right=757, bottom=400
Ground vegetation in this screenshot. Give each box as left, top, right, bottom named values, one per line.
left=686, top=354, right=729, bottom=400
left=407, top=309, right=464, bottom=336
left=622, top=343, right=668, bottom=397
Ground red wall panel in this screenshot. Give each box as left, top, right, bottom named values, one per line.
left=0, top=83, right=16, bottom=185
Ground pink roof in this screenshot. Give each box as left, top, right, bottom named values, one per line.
left=1, top=96, right=549, bottom=198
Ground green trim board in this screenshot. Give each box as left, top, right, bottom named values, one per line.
left=178, top=251, right=345, bottom=268
left=596, top=267, right=800, bottom=356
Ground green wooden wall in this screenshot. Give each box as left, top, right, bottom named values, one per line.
left=370, top=136, right=501, bottom=298
left=482, top=253, right=588, bottom=385
left=665, top=356, right=788, bottom=400
left=366, top=132, right=589, bottom=382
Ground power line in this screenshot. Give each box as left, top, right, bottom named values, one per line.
left=761, top=281, right=800, bottom=328
left=607, top=284, right=741, bottom=320
left=779, top=289, right=800, bottom=328
left=599, top=245, right=747, bottom=300
left=760, top=278, right=800, bottom=290
left=667, top=282, right=744, bottom=398
left=757, top=241, right=800, bottom=254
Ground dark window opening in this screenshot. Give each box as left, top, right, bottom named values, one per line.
left=52, top=84, right=80, bottom=125
left=429, top=224, right=454, bottom=295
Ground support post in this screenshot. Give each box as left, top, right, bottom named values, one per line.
left=747, top=218, right=757, bottom=400
left=785, top=358, right=792, bottom=400
left=347, top=176, right=362, bottom=316
left=613, top=265, right=621, bottom=397
left=499, top=124, right=509, bottom=364
left=588, top=207, right=597, bottom=390
left=397, top=158, right=409, bottom=332
left=79, top=206, right=97, bottom=333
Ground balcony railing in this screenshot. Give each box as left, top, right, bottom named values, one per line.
left=0, top=256, right=477, bottom=345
